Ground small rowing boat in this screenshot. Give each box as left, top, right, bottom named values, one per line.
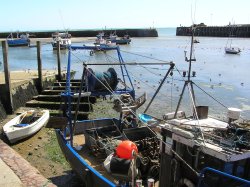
left=3, top=110, right=50, bottom=143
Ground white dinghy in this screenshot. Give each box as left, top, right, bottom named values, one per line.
left=3, top=110, right=50, bottom=143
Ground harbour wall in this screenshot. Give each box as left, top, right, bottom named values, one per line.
left=176, top=25, right=250, bottom=37
left=0, top=28, right=158, bottom=38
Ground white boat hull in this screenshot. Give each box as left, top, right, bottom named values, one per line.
left=3, top=110, right=50, bottom=143
left=225, top=47, right=241, bottom=54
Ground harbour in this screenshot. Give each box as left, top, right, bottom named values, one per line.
left=0, top=27, right=250, bottom=187
left=1, top=28, right=250, bottom=118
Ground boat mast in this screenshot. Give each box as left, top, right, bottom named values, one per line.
left=174, top=26, right=197, bottom=118
left=188, top=29, right=195, bottom=81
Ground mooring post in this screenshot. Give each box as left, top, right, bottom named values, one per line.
left=56, top=41, right=62, bottom=81
left=2, top=41, right=14, bottom=114
left=36, top=41, right=43, bottom=93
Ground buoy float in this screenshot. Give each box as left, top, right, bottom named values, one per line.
left=116, top=140, right=138, bottom=160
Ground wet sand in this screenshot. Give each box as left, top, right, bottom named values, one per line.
left=0, top=70, right=60, bottom=84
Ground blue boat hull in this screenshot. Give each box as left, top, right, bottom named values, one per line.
left=55, top=129, right=117, bottom=187
left=115, top=39, right=131, bottom=45
left=108, top=39, right=131, bottom=45
left=7, top=39, right=30, bottom=47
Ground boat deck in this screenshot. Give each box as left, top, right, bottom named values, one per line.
left=73, top=134, right=120, bottom=185
left=72, top=133, right=160, bottom=186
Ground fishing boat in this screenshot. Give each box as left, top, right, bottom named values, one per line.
left=3, top=110, right=50, bottom=143
left=139, top=26, right=250, bottom=187
left=94, top=33, right=116, bottom=46
left=51, top=32, right=71, bottom=50
left=54, top=25, right=250, bottom=186
left=106, top=32, right=131, bottom=45
left=90, top=33, right=116, bottom=55
left=95, top=32, right=131, bottom=47
left=7, top=33, right=30, bottom=47
left=114, top=35, right=131, bottom=45
left=53, top=45, right=163, bottom=186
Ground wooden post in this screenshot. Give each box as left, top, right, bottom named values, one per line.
left=56, top=41, right=62, bottom=81
left=37, top=41, right=43, bottom=93
left=2, top=41, right=14, bottom=114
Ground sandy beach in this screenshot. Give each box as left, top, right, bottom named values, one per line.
left=0, top=70, right=64, bottom=85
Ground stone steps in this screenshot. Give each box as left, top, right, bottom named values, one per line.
left=26, top=100, right=93, bottom=112
left=32, top=95, right=96, bottom=103
left=25, top=79, right=95, bottom=120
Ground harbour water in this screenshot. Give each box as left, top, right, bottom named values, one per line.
left=0, top=28, right=250, bottom=118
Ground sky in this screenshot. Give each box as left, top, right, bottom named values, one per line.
left=0, top=0, right=250, bottom=31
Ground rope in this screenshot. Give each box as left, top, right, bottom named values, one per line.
left=193, top=82, right=228, bottom=109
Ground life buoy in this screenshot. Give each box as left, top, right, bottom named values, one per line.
left=177, top=178, right=195, bottom=187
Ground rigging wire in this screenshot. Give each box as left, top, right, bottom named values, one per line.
left=70, top=50, right=193, bottom=130
left=171, top=75, right=173, bottom=111
left=193, top=82, right=228, bottom=109
left=86, top=51, right=192, bottom=112
left=187, top=83, right=206, bottom=145
left=120, top=49, right=172, bottom=64
left=71, top=46, right=246, bottom=122
left=128, top=71, right=192, bottom=113
left=87, top=48, right=201, bottom=114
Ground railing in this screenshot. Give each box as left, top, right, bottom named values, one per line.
left=197, top=167, right=250, bottom=187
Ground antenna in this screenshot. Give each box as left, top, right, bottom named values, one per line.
left=58, top=9, right=66, bottom=31
left=190, top=0, right=197, bottom=25
left=193, top=0, right=197, bottom=24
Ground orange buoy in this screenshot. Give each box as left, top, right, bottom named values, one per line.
left=116, top=140, right=138, bottom=160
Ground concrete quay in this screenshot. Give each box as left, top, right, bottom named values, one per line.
left=0, top=139, right=56, bottom=187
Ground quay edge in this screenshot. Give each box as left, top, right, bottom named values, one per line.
left=0, top=28, right=158, bottom=38
left=176, top=24, right=250, bottom=37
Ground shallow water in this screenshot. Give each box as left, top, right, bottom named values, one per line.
left=0, top=28, right=250, bottom=118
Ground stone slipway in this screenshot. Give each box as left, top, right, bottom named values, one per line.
left=0, top=140, right=56, bottom=187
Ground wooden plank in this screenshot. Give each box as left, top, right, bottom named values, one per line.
left=37, top=41, right=43, bottom=93
left=57, top=41, right=62, bottom=81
